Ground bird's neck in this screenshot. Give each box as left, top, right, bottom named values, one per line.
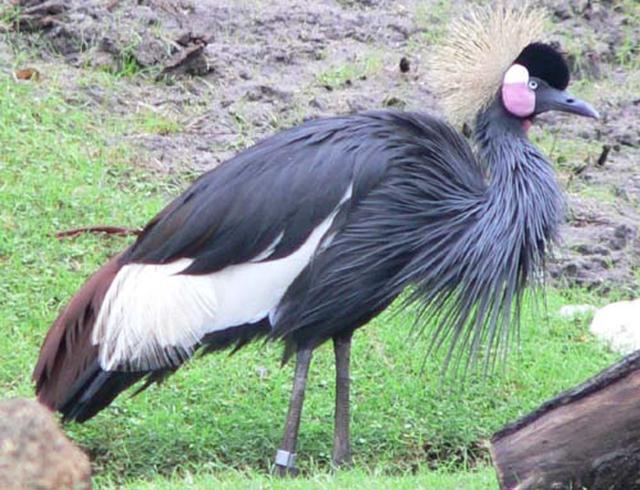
left=473, top=100, right=565, bottom=268
left=381, top=104, right=567, bottom=366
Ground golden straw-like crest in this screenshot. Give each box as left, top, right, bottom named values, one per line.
left=430, top=2, right=547, bottom=126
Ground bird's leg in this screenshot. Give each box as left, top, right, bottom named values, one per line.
left=332, top=331, right=353, bottom=468
left=275, top=347, right=313, bottom=477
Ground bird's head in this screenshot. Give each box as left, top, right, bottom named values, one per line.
left=502, top=42, right=599, bottom=128
left=430, top=2, right=599, bottom=131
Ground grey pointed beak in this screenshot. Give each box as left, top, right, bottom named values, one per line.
left=536, top=87, right=600, bottom=119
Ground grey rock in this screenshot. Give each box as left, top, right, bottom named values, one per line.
left=609, top=224, right=636, bottom=251
left=0, top=399, right=92, bottom=490
left=133, top=36, right=169, bottom=67
left=244, top=85, right=292, bottom=103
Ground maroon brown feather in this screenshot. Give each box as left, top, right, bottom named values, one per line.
left=33, top=254, right=123, bottom=410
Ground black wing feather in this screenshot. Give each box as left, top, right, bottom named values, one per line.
left=122, top=115, right=389, bottom=273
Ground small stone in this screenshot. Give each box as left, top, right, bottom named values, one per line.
left=160, top=43, right=210, bottom=78
left=13, top=67, right=41, bottom=81
left=90, top=51, right=117, bottom=72
left=133, top=36, right=168, bottom=67
left=399, top=56, right=410, bottom=73
left=309, top=97, right=327, bottom=110
left=609, top=224, right=636, bottom=251
left=383, top=95, right=406, bottom=108
left=573, top=243, right=611, bottom=256
left=244, top=85, right=292, bottom=103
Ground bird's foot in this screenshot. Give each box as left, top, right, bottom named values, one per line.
left=274, top=449, right=298, bottom=477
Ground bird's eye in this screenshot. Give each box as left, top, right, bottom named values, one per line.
left=528, top=80, right=538, bottom=90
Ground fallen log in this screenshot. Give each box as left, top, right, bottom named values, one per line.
left=490, top=350, right=640, bottom=490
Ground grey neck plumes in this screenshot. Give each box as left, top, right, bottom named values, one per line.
left=377, top=102, right=567, bottom=371
left=433, top=99, right=566, bottom=367
left=474, top=99, right=565, bottom=253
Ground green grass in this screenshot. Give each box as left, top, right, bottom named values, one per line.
left=131, top=107, right=183, bottom=135
left=0, top=73, right=623, bottom=489
left=316, top=54, right=383, bottom=89
left=107, top=467, right=498, bottom=489
left=410, top=0, right=452, bottom=46
left=616, top=0, right=640, bottom=69
left=0, top=4, right=21, bottom=26
left=574, top=184, right=620, bottom=204
left=530, top=126, right=603, bottom=172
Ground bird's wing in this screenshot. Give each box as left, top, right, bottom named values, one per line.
left=91, top=114, right=395, bottom=371
left=271, top=112, right=487, bottom=359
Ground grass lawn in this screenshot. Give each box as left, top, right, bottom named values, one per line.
left=0, top=73, right=622, bottom=489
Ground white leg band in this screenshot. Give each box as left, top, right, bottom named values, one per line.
left=275, top=449, right=296, bottom=468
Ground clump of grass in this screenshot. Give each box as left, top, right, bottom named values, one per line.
left=0, top=4, right=21, bottom=26
left=617, top=0, right=640, bottom=68
left=133, top=108, right=182, bottom=135
left=574, top=185, right=620, bottom=205
left=411, top=0, right=452, bottom=45
left=114, top=51, right=144, bottom=78
left=616, top=25, right=639, bottom=68
left=316, top=54, right=382, bottom=89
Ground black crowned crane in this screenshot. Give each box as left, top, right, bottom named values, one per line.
left=33, top=4, right=598, bottom=474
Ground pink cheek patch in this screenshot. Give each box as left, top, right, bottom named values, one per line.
left=501, top=64, right=535, bottom=118
left=502, top=83, right=535, bottom=118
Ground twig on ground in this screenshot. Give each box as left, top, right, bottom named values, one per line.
left=55, top=226, right=141, bottom=239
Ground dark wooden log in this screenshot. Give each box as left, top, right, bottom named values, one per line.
left=490, top=350, right=640, bottom=490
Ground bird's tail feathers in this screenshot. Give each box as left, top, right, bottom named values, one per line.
left=32, top=253, right=164, bottom=421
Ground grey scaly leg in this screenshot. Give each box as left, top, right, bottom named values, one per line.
left=332, top=331, right=353, bottom=467
left=274, top=347, right=313, bottom=476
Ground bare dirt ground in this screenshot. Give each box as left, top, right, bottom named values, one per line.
left=2, top=0, right=639, bottom=292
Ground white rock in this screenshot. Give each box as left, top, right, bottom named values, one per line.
left=559, top=304, right=597, bottom=319
left=590, top=299, right=640, bottom=354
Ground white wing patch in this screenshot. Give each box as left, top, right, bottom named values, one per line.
left=250, top=231, right=284, bottom=262
left=93, top=187, right=351, bottom=371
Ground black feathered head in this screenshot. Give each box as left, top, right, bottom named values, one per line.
left=514, top=42, right=570, bottom=91
left=502, top=41, right=597, bottom=120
